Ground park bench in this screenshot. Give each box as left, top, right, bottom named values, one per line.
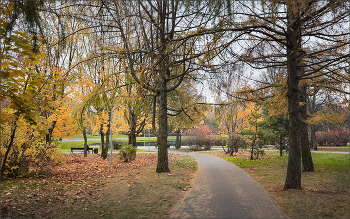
left=70, top=147, right=95, bottom=154
left=167, top=141, right=176, bottom=148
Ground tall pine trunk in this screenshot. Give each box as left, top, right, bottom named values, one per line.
left=300, top=84, right=314, bottom=172
left=284, top=1, right=302, bottom=190
left=156, top=83, right=170, bottom=173
left=156, top=3, right=170, bottom=173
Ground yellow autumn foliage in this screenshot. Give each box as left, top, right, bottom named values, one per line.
left=1, top=114, right=63, bottom=177
left=305, top=111, right=346, bottom=125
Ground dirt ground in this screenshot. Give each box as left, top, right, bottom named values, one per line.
left=312, top=147, right=349, bottom=152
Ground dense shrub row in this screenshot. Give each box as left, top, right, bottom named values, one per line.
left=183, top=124, right=214, bottom=151
left=315, top=128, right=350, bottom=146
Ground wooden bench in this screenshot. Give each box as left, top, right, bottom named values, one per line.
left=167, top=143, right=176, bottom=148
left=70, top=148, right=94, bottom=153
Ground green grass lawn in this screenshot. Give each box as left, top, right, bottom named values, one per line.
left=64, top=134, right=178, bottom=142
left=59, top=140, right=157, bottom=153
left=59, top=140, right=101, bottom=152
left=66, top=134, right=128, bottom=140
left=217, top=151, right=349, bottom=218
left=135, top=137, right=157, bottom=142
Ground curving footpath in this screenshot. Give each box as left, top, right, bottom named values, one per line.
left=171, top=152, right=286, bottom=218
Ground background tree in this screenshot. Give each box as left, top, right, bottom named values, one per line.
left=223, top=1, right=349, bottom=189
left=240, top=105, right=272, bottom=160
left=168, top=80, right=206, bottom=149
left=1, top=17, right=62, bottom=178
left=110, top=0, right=229, bottom=172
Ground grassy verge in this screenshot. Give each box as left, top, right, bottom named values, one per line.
left=66, top=134, right=128, bottom=140
left=64, top=135, right=177, bottom=141
left=214, top=151, right=349, bottom=218
left=59, top=141, right=153, bottom=153
left=1, top=153, right=197, bottom=218
left=135, top=137, right=157, bottom=142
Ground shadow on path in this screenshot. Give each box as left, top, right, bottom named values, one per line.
left=171, top=152, right=286, bottom=218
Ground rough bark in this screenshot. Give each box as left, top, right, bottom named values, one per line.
left=155, top=2, right=170, bottom=173
left=156, top=85, right=170, bottom=173
left=300, top=84, right=314, bottom=172
left=284, top=1, right=302, bottom=190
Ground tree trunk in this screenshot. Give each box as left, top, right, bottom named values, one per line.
left=311, top=126, right=317, bottom=150
left=300, top=84, right=314, bottom=172
left=100, top=124, right=107, bottom=159
left=83, top=127, right=88, bottom=157
left=175, top=128, right=181, bottom=149
left=308, top=93, right=317, bottom=150
left=106, top=129, right=110, bottom=156
left=221, top=135, right=227, bottom=153
left=250, top=127, right=257, bottom=160
left=228, top=134, right=233, bottom=155
left=155, top=3, right=170, bottom=173
left=156, top=84, right=170, bottom=173
left=284, top=1, right=302, bottom=190
left=279, top=134, right=283, bottom=157
left=128, top=111, right=137, bottom=147
left=45, top=121, right=57, bottom=144
left=179, top=131, right=182, bottom=148
left=309, top=128, right=313, bottom=149
left=1, top=118, right=18, bottom=180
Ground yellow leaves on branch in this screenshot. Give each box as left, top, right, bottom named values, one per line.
left=1, top=108, right=14, bottom=125
left=52, top=106, right=73, bottom=139
left=305, top=111, right=346, bottom=125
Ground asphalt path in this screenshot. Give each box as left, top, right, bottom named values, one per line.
left=171, top=152, right=286, bottom=218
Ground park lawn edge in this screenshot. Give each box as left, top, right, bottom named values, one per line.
left=212, top=151, right=349, bottom=218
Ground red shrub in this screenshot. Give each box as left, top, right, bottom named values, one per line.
left=315, top=128, right=350, bottom=146
left=183, top=124, right=214, bottom=150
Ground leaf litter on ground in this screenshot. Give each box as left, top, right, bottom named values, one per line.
left=1, top=153, right=184, bottom=218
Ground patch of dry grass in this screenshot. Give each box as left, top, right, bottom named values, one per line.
left=313, top=147, right=349, bottom=152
